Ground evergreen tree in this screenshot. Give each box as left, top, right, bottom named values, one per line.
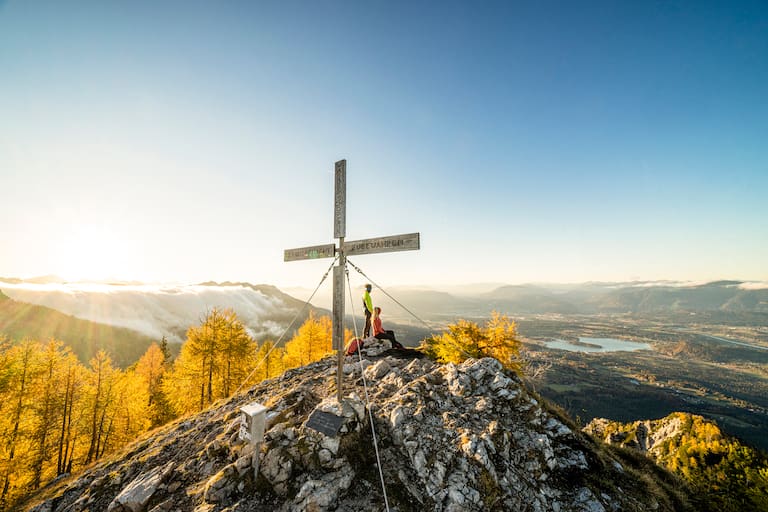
left=159, top=335, right=172, bottom=362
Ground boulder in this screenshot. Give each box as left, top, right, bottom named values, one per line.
left=108, top=461, right=175, bottom=512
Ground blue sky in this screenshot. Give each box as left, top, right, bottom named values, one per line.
left=1, top=1, right=766, bottom=287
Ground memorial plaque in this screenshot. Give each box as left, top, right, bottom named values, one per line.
left=306, top=410, right=345, bottom=437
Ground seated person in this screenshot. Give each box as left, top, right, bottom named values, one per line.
left=372, top=307, right=403, bottom=349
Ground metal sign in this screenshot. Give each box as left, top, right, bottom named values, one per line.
left=334, top=160, right=346, bottom=239
left=344, top=232, right=420, bottom=257
left=306, top=410, right=344, bottom=437
left=284, top=243, right=336, bottom=262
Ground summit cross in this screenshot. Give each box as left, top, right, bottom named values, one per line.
left=284, top=159, right=420, bottom=402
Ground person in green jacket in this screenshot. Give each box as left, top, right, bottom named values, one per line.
left=363, top=284, right=373, bottom=337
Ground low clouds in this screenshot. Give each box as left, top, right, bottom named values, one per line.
left=0, top=282, right=295, bottom=343
left=739, top=281, right=768, bottom=290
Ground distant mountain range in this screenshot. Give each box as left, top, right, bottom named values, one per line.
left=373, top=280, right=768, bottom=321
left=2, top=278, right=766, bottom=352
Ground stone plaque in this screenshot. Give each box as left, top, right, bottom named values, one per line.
left=306, top=410, right=344, bottom=437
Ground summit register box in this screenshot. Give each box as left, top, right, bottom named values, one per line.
left=239, top=402, right=267, bottom=444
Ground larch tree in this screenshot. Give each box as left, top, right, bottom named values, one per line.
left=282, top=313, right=334, bottom=370
left=55, top=350, right=85, bottom=477
left=252, top=340, right=285, bottom=383
left=84, top=350, right=120, bottom=464
left=165, top=308, right=256, bottom=414
left=163, top=346, right=203, bottom=415
left=422, top=312, right=521, bottom=370
left=29, top=339, right=67, bottom=489
left=135, top=342, right=172, bottom=425
left=101, top=369, right=150, bottom=456
left=0, top=340, right=39, bottom=508
left=215, top=311, right=256, bottom=397
left=0, top=337, right=14, bottom=401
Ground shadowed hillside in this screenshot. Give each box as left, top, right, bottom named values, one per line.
left=0, top=290, right=156, bottom=367
left=0, top=280, right=330, bottom=344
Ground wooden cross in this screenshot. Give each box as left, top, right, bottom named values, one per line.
left=284, top=159, right=420, bottom=401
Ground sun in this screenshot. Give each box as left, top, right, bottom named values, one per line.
left=52, top=224, right=141, bottom=281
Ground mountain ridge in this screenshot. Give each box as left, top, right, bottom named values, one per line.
left=23, top=355, right=694, bottom=512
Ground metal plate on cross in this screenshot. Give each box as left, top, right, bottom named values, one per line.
left=306, top=410, right=344, bottom=437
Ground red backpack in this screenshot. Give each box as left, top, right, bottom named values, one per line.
left=345, top=338, right=364, bottom=356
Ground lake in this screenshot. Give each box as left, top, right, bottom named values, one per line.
left=544, top=337, right=652, bottom=353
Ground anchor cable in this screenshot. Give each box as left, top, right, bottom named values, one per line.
left=346, top=258, right=437, bottom=330
left=345, top=263, right=391, bottom=512
left=346, top=257, right=477, bottom=360
left=235, top=256, right=338, bottom=396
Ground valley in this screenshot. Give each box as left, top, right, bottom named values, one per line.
left=513, top=314, right=768, bottom=451
left=3, top=278, right=766, bottom=452
left=376, top=308, right=768, bottom=452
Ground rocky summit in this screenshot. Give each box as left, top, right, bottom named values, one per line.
left=25, top=351, right=689, bottom=512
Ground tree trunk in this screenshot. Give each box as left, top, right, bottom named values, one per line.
left=1, top=344, right=32, bottom=506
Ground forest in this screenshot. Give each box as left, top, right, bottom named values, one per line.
left=594, top=412, right=768, bottom=511
left=3, top=308, right=767, bottom=510
left=0, top=309, right=341, bottom=511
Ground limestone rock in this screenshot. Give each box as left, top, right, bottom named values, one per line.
left=364, top=359, right=391, bottom=380
left=108, top=461, right=175, bottom=512
left=25, top=355, right=692, bottom=512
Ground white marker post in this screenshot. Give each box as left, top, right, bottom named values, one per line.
left=239, top=402, right=267, bottom=477
left=284, top=159, right=420, bottom=402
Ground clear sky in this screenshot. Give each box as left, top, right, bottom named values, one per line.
left=1, top=1, right=766, bottom=288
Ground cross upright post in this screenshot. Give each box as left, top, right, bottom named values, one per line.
left=332, top=160, right=347, bottom=403
left=284, top=159, right=420, bottom=403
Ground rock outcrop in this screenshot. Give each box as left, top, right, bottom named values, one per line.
left=584, top=415, right=687, bottom=456
left=25, top=354, right=691, bottom=512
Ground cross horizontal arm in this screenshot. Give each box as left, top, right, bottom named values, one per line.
left=344, top=232, right=420, bottom=257
left=284, top=243, right=336, bottom=262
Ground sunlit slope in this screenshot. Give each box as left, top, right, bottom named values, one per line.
left=0, top=290, right=155, bottom=367
left=585, top=412, right=768, bottom=512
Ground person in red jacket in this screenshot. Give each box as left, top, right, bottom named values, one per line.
left=372, top=307, right=403, bottom=349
